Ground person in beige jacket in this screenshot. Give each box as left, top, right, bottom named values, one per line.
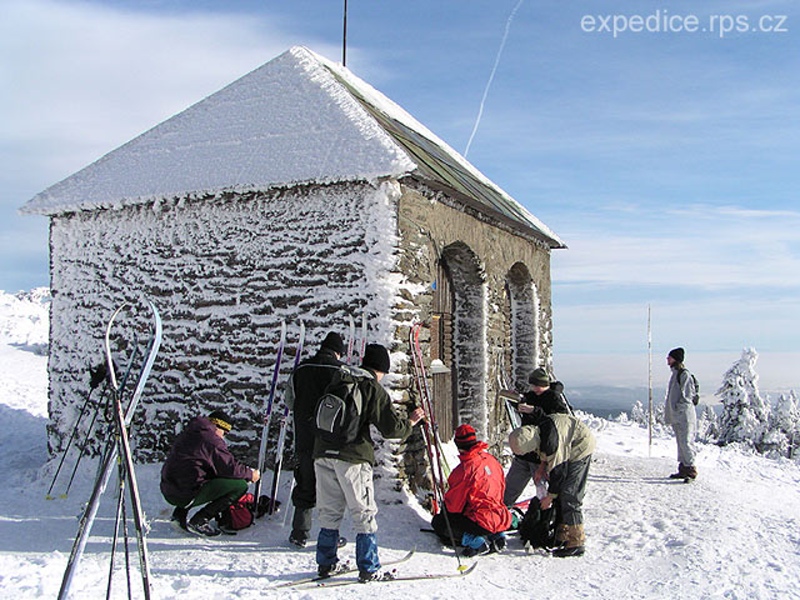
left=509, top=412, right=596, bottom=557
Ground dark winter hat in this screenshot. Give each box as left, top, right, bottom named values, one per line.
left=361, top=343, right=391, bottom=373
left=208, top=410, right=233, bottom=432
left=321, top=331, right=346, bottom=356
left=454, top=424, right=478, bottom=450
left=668, top=347, right=685, bottom=363
left=528, top=368, right=550, bottom=387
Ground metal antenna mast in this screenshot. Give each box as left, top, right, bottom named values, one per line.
left=342, top=0, right=348, bottom=66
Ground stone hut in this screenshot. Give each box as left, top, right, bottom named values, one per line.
left=21, top=46, right=564, bottom=491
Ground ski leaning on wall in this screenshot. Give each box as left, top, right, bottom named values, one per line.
left=409, top=321, right=470, bottom=573
left=254, top=321, right=286, bottom=508
left=264, top=322, right=305, bottom=516
left=58, top=300, right=163, bottom=600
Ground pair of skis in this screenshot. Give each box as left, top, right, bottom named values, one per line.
left=254, top=321, right=306, bottom=516
left=270, top=548, right=475, bottom=589
left=254, top=321, right=300, bottom=516
left=409, top=321, right=472, bottom=574
left=58, top=300, right=163, bottom=600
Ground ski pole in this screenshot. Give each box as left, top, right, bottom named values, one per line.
left=46, top=385, right=98, bottom=499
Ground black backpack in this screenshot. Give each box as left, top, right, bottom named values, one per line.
left=518, top=497, right=556, bottom=549
left=314, top=366, right=370, bottom=447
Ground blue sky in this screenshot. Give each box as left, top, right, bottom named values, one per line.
left=2, top=0, right=798, bottom=389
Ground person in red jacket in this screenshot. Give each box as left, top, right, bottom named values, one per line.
left=161, top=410, right=260, bottom=536
left=430, top=424, right=512, bottom=556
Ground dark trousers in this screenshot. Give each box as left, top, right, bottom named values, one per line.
left=431, top=510, right=491, bottom=546
left=164, top=477, right=248, bottom=522
left=555, top=455, right=592, bottom=526
left=291, top=451, right=316, bottom=533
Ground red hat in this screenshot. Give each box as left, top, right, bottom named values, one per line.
left=454, top=424, right=477, bottom=450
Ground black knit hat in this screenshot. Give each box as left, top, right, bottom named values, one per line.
left=668, top=347, right=685, bottom=363
left=361, top=343, right=391, bottom=373
left=208, top=410, right=233, bottom=432
left=321, top=331, right=346, bottom=356
left=454, top=424, right=478, bottom=450
left=528, top=368, right=550, bottom=387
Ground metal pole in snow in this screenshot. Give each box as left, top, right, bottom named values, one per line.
left=648, top=304, right=653, bottom=456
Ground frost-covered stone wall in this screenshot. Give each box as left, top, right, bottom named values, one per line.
left=47, top=180, right=404, bottom=464
left=396, top=183, right=554, bottom=461
left=44, top=173, right=557, bottom=497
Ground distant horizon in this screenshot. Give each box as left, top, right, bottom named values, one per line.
left=555, top=350, right=799, bottom=403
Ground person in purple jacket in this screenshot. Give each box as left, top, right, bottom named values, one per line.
left=160, top=410, right=260, bottom=536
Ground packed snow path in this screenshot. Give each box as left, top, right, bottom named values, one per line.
left=0, top=400, right=798, bottom=599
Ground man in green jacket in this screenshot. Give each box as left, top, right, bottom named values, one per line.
left=314, top=343, right=424, bottom=583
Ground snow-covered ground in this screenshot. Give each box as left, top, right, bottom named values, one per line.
left=1, top=291, right=799, bottom=599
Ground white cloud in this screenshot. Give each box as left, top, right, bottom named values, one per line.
left=0, top=0, right=338, bottom=184
left=551, top=203, right=800, bottom=289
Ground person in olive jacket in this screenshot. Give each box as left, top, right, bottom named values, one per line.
left=314, top=344, right=424, bottom=583
left=160, top=410, right=260, bottom=536
left=509, top=412, right=595, bottom=557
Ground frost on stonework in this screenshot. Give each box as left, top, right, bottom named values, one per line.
left=716, top=348, right=770, bottom=451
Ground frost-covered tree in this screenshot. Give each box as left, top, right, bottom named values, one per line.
left=631, top=400, right=646, bottom=426
left=716, top=348, right=770, bottom=450
left=697, top=404, right=719, bottom=443
left=768, top=390, right=800, bottom=459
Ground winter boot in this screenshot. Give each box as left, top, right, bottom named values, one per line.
left=553, top=523, right=569, bottom=547
left=488, top=532, right=507, bottom=553
left=317, top=561, right=350, bottom=578
left=669, top=463, right=686, bottom=479
left=552, top=523, right=585, bottom=558
left=358, top=569, right=394, bottom=583
left=289, top=530, right=308, bottom=548
left=187, top=519, right=221, bottom=536
left=187, top=496, right=232, bottom=537
left=170, top=506, right=189, bottom=530
left=683, top=465, right=698, bottom=480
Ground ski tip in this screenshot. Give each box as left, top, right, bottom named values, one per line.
left=457, top=563, right=477, bottom=575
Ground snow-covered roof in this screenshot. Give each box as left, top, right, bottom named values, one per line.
left=21, top=46, right=563, bottom=248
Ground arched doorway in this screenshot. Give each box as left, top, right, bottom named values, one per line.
left=432, top=242, right=487, bottom=438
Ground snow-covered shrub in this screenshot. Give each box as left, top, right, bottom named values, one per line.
left=697, top=404, right=719, bottom=443
left=717, top=348, right=770, bottom=452
left=768, top=391, right=800, bottom=459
